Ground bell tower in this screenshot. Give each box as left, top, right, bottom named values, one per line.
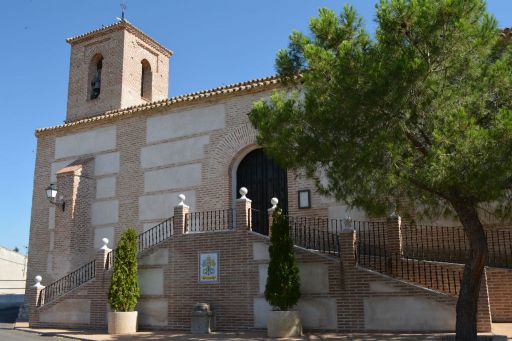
left=65, top=20, right=172, bottom=122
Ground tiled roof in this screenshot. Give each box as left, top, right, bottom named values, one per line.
left=66, top=20, right=173, bottom=57
left=35, top=75, right=281, bottom=136
left=502, top=27, right=511, bottom=39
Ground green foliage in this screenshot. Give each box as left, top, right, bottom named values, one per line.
left=108, top=228, right=140, bottom=312
left=251, top=1, right=512, bottom=338
left=265, top=208, right=300, bottom=311
left=250, top=0, right=512, bottom=221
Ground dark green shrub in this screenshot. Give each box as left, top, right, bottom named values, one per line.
left=108, top=228, right=140, bottom=312
left=264, top=208, right=300, bottom=311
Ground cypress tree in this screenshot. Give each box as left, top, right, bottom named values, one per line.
left=108, top=228, right=140, bottom=312
left=265, top=208, right=300, bottom=311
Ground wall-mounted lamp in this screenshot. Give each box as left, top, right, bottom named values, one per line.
left=45, top=184, right=65, bottom=211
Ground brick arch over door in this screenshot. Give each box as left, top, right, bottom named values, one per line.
left=206, top=122, right=258, bottom=179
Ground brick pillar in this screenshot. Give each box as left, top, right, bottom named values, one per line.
left=235, top=187, right=252, bottom=230
left=173, top=194, right=189, bottom=235
left=90, top=238, right=112, bottom=327
left=267, top=197, right=279, bottom=236
left=28, top=275, right=44, bottom=326
left=385, top=214, right=402, bottom=275
left=53, top=158, right=95, bottom=278
left=385, top=214, right=402, bottom=255
left=477, top=269, right=492, bottom=332
left=340, top=230, right=357, bottom=268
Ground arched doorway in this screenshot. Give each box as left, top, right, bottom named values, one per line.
left=236, top=148, right=288, bottom=235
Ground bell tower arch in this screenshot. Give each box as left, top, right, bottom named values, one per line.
left=65, top=20, right=172, bottom=122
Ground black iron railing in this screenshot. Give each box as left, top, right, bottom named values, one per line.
left=39, top=260, right=96, bottom=306
left=186, top=209, right=235, bottom=233
left=355, top=223, right=462, bottom=296
left=402, top=223, right=468, bottom=264
left=284, top=216, right=347, bottom=235
left=137, top=217, right=173, bottom=252
left=249, top=211, right=340, bottom=256
left=248, top=208, right=267, bottom=235
left=487, top=228, right=512, bottom=268
left=402, top=223, right=512, bottom=268
left=282, top=215, right=339, bottom=256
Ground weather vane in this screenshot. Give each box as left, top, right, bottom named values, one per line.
left=120, top=3, right=127, bottom=21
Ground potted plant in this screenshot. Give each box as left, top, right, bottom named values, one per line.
left=265, top=208, right=302, bottom=337
left=107, top=228, right=140, bottom=334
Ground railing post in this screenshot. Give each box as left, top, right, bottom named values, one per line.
left=173, top=193, right=189, bottom=235
left=267, top=197, right=278, bottom=236
left=236, top=187, right=252, bottom=230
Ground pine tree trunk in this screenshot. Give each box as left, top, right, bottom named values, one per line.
left=451, top=199, right=488, bottom=341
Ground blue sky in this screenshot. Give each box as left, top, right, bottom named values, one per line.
left=0, top=1, right=511, bottom=254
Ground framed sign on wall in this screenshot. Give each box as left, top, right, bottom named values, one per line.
left=199, top=251, right=219, bottom=284
left=298, top=190, right=311, bottom=209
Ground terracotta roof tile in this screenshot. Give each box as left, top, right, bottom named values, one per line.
left=502, top=27, right=511, bottom=40
left=66, top=20, right=173, bottom=57
left=35, top=75, right=281, bottom=136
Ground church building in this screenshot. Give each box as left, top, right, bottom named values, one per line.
left=26, top=19, right=510, bottom=332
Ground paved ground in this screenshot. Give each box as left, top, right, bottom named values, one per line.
left=11, top=323, right=512, bottom=341
left=0, top=323, right=69, bottom=340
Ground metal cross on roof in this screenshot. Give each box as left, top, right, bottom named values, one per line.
left=120, top=3, right=127, bottom=21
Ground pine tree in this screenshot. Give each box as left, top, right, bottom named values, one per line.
left=265, top=208, right=300, bottom=311
left=108, top=228, right=140, bottom=312
left=250, top=2, right=512, bottom=338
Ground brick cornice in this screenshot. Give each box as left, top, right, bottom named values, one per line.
left=66, top=20, right=173, bottom=57
left=36, top=75, right=281, bottom=137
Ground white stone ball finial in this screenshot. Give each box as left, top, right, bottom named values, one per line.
left=239, top=187, right=248, bottom=200
left=177, top=194, right=189, bottom=208
left=270, top=197, right=279, bottom=209
left=101, top=238, right=110, bottom=250
left=178, top=194, right=186, bottom=205
left=343, top=215, right=353, bottom=230
left=32, top=275, right=44, bottom=289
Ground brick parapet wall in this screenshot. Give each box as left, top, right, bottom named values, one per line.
left=30, top=246, right=112, bottom=329
left=486, top=267, right=512, bottom=322
left=378, top=217, right=493, bottom=331
left=30, top=227, right=474, bottom=332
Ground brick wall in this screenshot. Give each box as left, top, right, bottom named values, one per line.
left=66, top=23, right=170, bottom=122
left=30, top=222, right=477, bottom=332
left=486, top=267, right=512, bottom=322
